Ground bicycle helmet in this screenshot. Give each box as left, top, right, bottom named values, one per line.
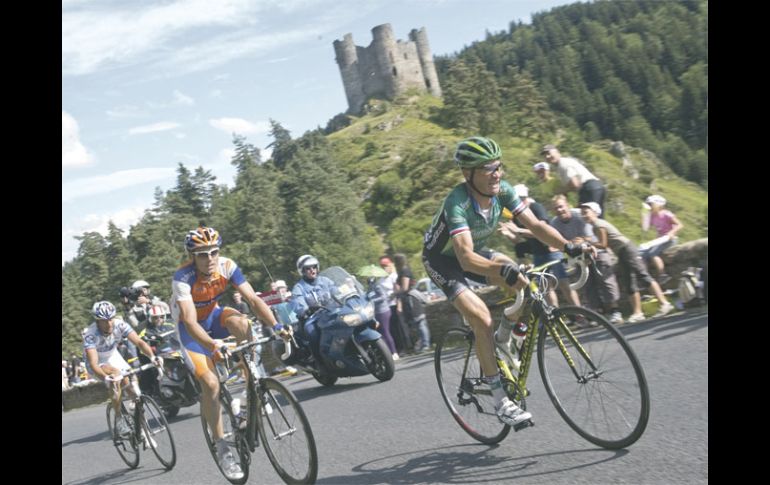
left=296, top=254, right=320, bottom=275
left=92, top=301, right=117, bottom=320
left=184, top=226, right=222, bottom=252
left=149, top=305, right=165, bottom=319
left=454, top=136, right=502, bottom=168
left=131, top=279, right=150, bottom=289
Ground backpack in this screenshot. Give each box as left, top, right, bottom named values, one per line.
left=678, top=267, right=704, bottom=306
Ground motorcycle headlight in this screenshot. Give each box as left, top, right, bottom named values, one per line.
left=342, top=313, right=363, bottom=326
left=362, top=303, right=375, bottom=320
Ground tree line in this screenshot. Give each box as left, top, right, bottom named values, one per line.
left=434, top=0, right=707, bottom=187
left=62, top=123, right=383, bottom=356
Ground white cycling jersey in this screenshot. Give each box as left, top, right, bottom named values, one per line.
left=83, top=318, right=134, bottom=369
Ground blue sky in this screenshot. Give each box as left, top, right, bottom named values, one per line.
left=62, top=0, right=575, bottom=265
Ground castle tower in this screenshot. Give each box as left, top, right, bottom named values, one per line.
left=334, top=24, right=442, bottom=115
left=409, top=27, right=442, bottom=97
left=333, top=34, right=366, bottom=116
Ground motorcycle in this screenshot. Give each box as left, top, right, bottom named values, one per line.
left=137, top=324, right=200, bottom=419
left=281, top=266, right=395, bottom=387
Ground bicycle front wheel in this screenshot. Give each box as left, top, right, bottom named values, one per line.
left=537, top=306, right=650, bottom=449
left=140, top=395, right=177, bottom=470
left=257, top=377, right=318, bottom=484
left=434, top=327, right=510, bottom=444
left=107, top=402, right=139, bottom=469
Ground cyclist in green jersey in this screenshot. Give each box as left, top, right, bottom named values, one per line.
left=422, top=136, right=593, bottom=426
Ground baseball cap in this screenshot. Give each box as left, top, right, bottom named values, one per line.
left=532, top=162, right=549, bottom=172
left=579, top=202, right=602, bottom=216
left=645, top=195, right=666, bottom=206
left=540, top=144, right=556, bottom=154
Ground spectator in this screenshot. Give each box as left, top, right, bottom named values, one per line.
left=550, top=195, right=623, bottom=324
left=232, top=292, right=251, bottom=316
left=62, top=360, right=71, bottom=390
left=379, top=256, right=413, bottom=355
left=640, top=195, right=683, bottom=285
left=69, top=353, right=82, bottom=385
left=499, top=184, right=581, bottom=309
left=542, top=144, right=607, bottom=217
left=533, top=161, right=561, bottom=197
left=393, top=253, right=431, bottom=353
left=580, top=202, right=673, bottom=323
left=271, top=280, right=290, bottom=302
left=366, top=276, right=398, bottom=361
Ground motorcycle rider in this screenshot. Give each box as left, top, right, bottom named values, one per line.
left=290, top=255, right=337, bottom=363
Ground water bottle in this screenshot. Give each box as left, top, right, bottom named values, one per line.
left=231, top=397, right=241, bottom=417
left=512, top=320, right=528, bottom=352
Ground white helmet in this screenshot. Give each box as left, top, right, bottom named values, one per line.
left=131, top=280, right=150, bottom=289
left=296, top=255, right=320, bottom=275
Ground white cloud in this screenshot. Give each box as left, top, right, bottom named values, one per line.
left=62, top=205, right=148, bottom=265
left=128, top=121, right=180, bottom=135
left=173, top=89, right=195, bottom=106
left=62, top=0, right=376, bottom=76
left=62, top=111, right=96, bottom=168
left=209, top=117, right=270, bottom=136
left=106, top=104, right=146, bottom=119
left=62, top=167, right=176, bottom=202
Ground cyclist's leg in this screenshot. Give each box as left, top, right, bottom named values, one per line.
left=178, top=309, right=225, bottom=441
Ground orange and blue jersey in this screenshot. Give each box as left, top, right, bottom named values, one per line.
left=171, top=256, right=247, bottom=375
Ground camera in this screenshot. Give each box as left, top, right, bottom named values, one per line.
left=119, top=286, right=143, bottom=302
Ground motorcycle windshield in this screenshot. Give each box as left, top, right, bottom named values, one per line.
left=319, top=266, right=366, bottom=297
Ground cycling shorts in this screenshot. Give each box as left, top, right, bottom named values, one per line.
left=178, top=305, right=240, bottom=378
left=422, top=249, right=496, bottom=301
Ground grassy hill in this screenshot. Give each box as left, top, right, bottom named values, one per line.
left=328, top=93, right=707, bottom=276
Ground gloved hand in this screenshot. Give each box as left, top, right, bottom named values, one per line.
left=500, top=264, right=520, bottom=286
left=564, top=242, right=588, bottom=258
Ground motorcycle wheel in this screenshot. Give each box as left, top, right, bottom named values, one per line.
left=363, top=339, right=395, bottom=382
left=162, top=405, right=179, bottom=419
left=312, top=371, right=338, bottom=387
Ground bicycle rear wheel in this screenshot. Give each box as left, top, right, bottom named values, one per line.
left=200, top=391, right=250, bottom=485
left=107, top=402, right=139, bottom=469
left=140, top=395, right=177, bottom=470
left=257, top=377, right=318, bottom=485
left=434, top=327, right=510, bottom=444
left=537, top=306, right=650, bottom=449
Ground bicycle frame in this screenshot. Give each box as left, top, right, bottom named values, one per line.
left=494, top=259, right=597, bottom=402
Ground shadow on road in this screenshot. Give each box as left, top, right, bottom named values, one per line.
left=63, top=466, right=171, bottom=485
left=318, top=443, right=628, bottom=484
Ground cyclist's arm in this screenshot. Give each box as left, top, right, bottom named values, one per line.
left=84, top=348, right=109, bottom=380
left=237, top=281, right=279, bottom=328
left=452, top=232, right=507, bottom=278
left=515, top=206, right=570, bottom=250
left=127, top=330, right=155, bottom=360
left=178, top=298, right=218, bottom=352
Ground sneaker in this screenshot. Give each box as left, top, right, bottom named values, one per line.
left=392, top=353, right=399, bottom=361
left=609, top=312, right=624, bottom=325
left=115, top=418, right=132, bottom=439
left=217, top=447, right=244, bottom=481
left=627, top=313, right=646, bottom=323
left=573, top=315, right=598, bottom=329
left=495, top=397, right=532, bottom=426
left=653, top=302, right=674, bottom=318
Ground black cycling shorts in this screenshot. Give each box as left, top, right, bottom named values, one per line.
left=422, top=249, right=494, bottom=301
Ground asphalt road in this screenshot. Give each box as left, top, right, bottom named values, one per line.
left=62, top=310, right=708, bottom=484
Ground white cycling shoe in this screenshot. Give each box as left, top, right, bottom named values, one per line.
left=495, top=397, right=532, bottom=425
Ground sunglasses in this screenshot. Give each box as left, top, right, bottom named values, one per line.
left=302, top=265, right=319, bottom=271
left=481, top=161, right=503, bottom=175
left=193, top=248, right=220, bottom=259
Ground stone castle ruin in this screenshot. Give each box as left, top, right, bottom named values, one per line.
left=333, top=24, right=442, bottom=115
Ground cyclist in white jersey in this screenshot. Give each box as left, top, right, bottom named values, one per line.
left=83, top=300, right=161, bottom=438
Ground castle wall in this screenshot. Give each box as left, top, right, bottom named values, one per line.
left=334, top=24, right=442, bottom=114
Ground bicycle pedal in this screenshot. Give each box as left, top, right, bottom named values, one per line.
left=513, top=419, right=534, bottom=432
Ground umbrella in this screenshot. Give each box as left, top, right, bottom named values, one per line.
left=356, top=264, right=389, bottom=278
